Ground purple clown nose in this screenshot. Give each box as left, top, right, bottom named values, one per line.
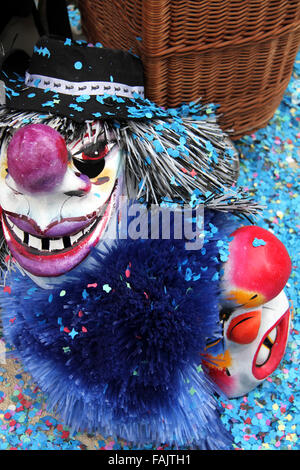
left=7, top=124, right=69, bottom=193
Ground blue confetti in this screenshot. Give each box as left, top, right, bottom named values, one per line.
left=76, top=95, right=90, bottom=103
left=152, top=140, right=164, bottom=153
left=74, top=61, right=83, bottom=70
left=34, top=46, right=50, bottom=57
left=69, top=328, right=78, bottom=340
left=41, top=101, right=55, bottom=108
left=82, top=289, right=88, bottom=299
left=69, top=103, right=84, bottom=112
left=252, top=238, right=267, bottom=247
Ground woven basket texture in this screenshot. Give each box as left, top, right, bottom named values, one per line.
left=78, top=0, right=300, bottom=138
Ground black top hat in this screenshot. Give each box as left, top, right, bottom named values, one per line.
left=1, top=36, right=170, bottom=122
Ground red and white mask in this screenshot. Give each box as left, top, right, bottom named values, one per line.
left=204, top=225, right=292, bottom=398
left=0, top=122, right=123, bottom=279
left=205, top=290, right=291, bottom=397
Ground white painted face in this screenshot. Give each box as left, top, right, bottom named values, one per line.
left=0, top=121, right=123, bottom=279
left=204, top=290, right=291, bottom=398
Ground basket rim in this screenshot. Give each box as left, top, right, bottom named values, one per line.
left=137, top=20, right=300, bottom=58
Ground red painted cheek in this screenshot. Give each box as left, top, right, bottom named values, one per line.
left=206, top=367, right=236, bottom=396
left=227, top=310, right=261, bottom=344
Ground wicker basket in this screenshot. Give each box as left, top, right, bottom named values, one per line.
left=79, top=0, right=300, bottom=139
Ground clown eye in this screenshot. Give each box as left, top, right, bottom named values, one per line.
left=72, top=142, right=109, bottom=178
left=76, top=141, right=108, bottom=160
left=226, top=310, right=262, bottom=344
left=71, top=140, right=117, bottom=179
left=72, top=156, right=105, bottom=178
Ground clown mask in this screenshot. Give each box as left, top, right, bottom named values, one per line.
left=0, top=121, right=123, bottom=279
left=203, top=225, right=292, bottom=397
left=204, top=289, right=291, bottom=397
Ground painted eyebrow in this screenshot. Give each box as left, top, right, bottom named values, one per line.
left=72, top=140, right=107, bottom=157
left=72, top=133, right=118, bottom=158
left=229, top=315, right=255, bottom=333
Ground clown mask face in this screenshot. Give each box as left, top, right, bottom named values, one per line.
left=0, top=122, right=123, bottom=278
left=204, top=290, right=291, bottom=397
left=203, top=225, right=292, bottom=397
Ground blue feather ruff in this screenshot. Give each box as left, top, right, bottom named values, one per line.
left=0, top=210, right=236, bottom=449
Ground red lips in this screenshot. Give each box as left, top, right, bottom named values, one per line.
left=252, top=307, right=290, bottom=380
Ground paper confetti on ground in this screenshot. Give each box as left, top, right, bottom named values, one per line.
left=220, top=52, right=300, bottom=451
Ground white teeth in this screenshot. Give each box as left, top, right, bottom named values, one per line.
left=11, top=224, right=23, bottom=241
left=49, top=238, right=65, bottom=251
left=6, top=216, right=96, bottom=252
left=6, top=218, right=14, bottom=229
left=28, top=234, right=42, bottom=250
left=70, top=231, right=83, bottom=244
left=268, top=327, right=277, bottom=343
left=256, top=326, right=277, bottom=367
left=256, top=344, right=270, bottom=366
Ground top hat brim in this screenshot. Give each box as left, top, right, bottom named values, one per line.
left=0, top=35, right=171, bottom=123
left=1, top=67, right=169, bottom=123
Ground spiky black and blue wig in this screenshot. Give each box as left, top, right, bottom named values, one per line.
left=0, top=210, right=236, bottom=449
